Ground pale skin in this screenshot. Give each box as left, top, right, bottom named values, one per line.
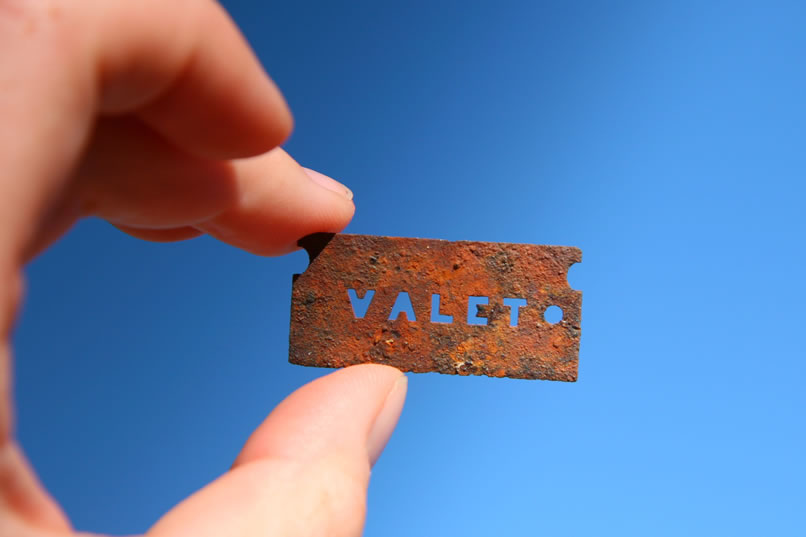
left=0, top=1, right=408, bottom=536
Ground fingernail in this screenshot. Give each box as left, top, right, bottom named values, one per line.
left=367, top=375, right=408, bottom=466
left=303, top=167, right=353, bottom=201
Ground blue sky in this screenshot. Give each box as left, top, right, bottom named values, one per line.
left=14, top=1, right=806, bottom=535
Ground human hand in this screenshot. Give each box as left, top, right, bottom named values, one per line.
left=0, top=1, right=407, bottom=536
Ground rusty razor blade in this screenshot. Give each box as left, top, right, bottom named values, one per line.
left=289, top=234, right=582, bottom=381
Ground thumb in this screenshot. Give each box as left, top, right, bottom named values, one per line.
left=147, top=365, right=407, bottom=537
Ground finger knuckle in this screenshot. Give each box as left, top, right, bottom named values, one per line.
left=0, top=0, right=83, bottom=65
left=0, top=0, right=31, bottom=22
left=303, top=458, right=368, bottom=537
left=0, top=0, right=57, bottom=33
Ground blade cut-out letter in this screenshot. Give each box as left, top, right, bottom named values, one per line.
left=389, top=291, right=417, bottom=322
left=503, top=297, right=527, bottom=327
left=347, top=288, right=375, bottom=319
left=467, top=296, right=489, bottom=326
left=430, top=294, right=454, bottom=324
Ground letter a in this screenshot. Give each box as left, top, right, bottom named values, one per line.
left=389, top=291, right=417, bottom=321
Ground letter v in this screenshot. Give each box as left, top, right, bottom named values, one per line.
left=347, top=289, right=375, bottom=319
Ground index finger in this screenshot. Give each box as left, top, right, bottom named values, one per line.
left=91, top=0, right=293, bottom=159
left=0, top=0, right=294, bottom=260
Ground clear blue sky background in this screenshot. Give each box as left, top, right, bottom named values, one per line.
left=14, top=1, right=805, bottom=535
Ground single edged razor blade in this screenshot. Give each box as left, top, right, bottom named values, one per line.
left=289, top=233, right=582, bottom=381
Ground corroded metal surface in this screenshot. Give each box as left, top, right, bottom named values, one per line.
left=289, top=234, right=582, bottom=381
